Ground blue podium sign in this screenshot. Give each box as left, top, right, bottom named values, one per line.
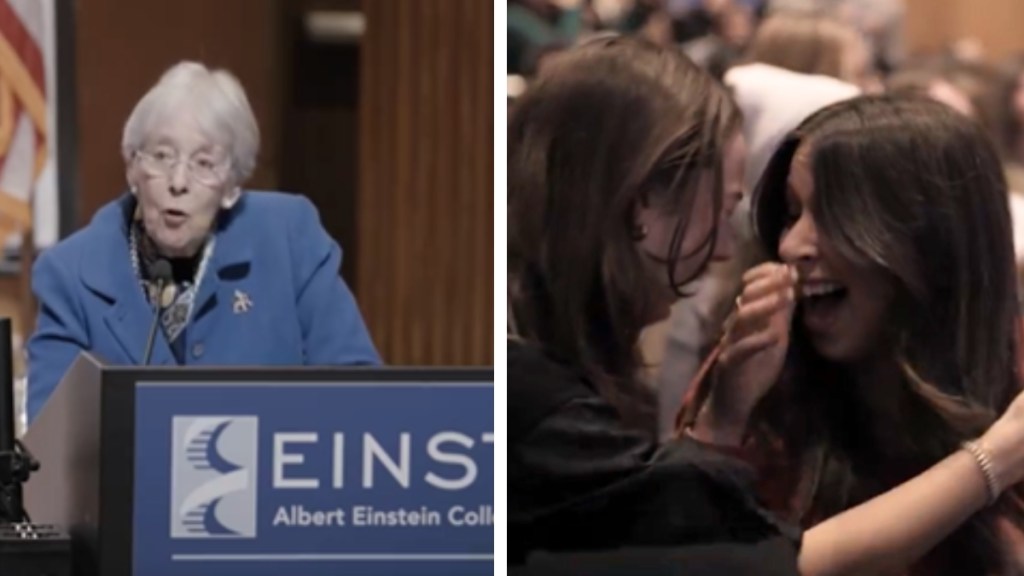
left=132, top=379, right=493, bottom=576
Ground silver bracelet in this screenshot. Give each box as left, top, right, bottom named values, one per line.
left=962, top=440, right=1001, bottom=506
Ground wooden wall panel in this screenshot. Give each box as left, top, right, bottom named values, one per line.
left=904, top=0, right=1024, bottom=61
left=359, top=0, right=493, bottom=365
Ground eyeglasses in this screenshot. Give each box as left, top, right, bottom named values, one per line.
left=134, top=148, right=231, bottom=187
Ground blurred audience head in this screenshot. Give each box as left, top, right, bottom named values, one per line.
left=745, top=12, right=878, bottom=91
left=887, top=59, right=976, bottom=118
left=943, top=60, right=1003, bottom=133
left=997, top=52, right=1024, bottom=162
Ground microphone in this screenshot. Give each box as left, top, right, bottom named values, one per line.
left=142, top=259, right=173, bottom=365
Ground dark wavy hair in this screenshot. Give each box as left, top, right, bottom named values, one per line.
left=508, top=36, right=741, bottom=431
left=752, top=94, right=1024, bottom=574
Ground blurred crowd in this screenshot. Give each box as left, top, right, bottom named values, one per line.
left=508, top=0, right=1024, bottom=436
left=508, top=3, right=1024, bottom=570
left=508, top=0, right=1024, bottom=203
left=509, top=0, right=904, bottom=85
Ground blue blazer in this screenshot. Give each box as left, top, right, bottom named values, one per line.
left=27, top=191, right=381, bottom=422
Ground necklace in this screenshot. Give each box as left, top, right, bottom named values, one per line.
left=129, top=224, right=215, bottom=342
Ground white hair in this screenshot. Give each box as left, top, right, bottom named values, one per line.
left=122, top=61, right=260, bottom=183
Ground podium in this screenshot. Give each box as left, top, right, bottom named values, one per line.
left=22, top=353, right=494, bottom=576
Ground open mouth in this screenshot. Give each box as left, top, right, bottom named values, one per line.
left=799, top=281, right=848, bottom=332
left=161, top=208, right=188, bottom=227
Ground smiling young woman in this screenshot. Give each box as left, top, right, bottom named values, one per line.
left=683, top=94, right=1024, bottom=574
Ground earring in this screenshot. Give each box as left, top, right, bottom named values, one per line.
left=222, top=187, right=242, bottom=210
left=631, top=224, right=648, bottom=241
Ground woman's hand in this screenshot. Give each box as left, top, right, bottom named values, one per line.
left=694, top=262, right=798, bottom=445
left=980, top=387, right=1024, bottom=493
left=799, top=386, right=1024, bottom=576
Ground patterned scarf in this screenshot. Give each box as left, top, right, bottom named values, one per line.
left=129, top=219, right=215, bottom=342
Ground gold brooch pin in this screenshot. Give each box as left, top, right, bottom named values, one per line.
left=233, top=290, right=253, bottom=314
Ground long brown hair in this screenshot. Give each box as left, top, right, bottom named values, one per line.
left=753, top=95, right=1024, bottom=574
left=508, top=36, right=740, bottom=431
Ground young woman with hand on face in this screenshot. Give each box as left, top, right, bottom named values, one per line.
left=682, top=95, right=1024, bottom=575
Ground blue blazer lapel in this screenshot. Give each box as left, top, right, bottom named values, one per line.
left=81, top=196, right=176, bottom=365
left=187, top=200, right=254, bottom=347
left=104, top=291, right=175, bottom=365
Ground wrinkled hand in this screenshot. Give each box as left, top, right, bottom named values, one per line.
left=698, top=263, right=797, bottom=441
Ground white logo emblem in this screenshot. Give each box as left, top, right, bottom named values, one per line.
left=170, top=416, right=258, bottom=538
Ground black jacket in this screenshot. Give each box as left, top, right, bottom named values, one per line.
left=509, top=339, right=802, bottom=575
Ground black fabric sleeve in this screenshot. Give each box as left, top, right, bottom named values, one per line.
left=509, top=340, right=802, bottom=572
left=510, top=538, right=802, bottom=576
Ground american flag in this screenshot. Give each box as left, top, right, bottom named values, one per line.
left=0, top=0, right=54, bottom=437
left=0, top=0, right=54, bottom=248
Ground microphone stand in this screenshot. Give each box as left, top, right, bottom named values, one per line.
left=143, top=259, right=174, bottom=366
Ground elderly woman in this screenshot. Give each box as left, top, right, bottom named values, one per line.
left=25, top=62, right=380, bottom=422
